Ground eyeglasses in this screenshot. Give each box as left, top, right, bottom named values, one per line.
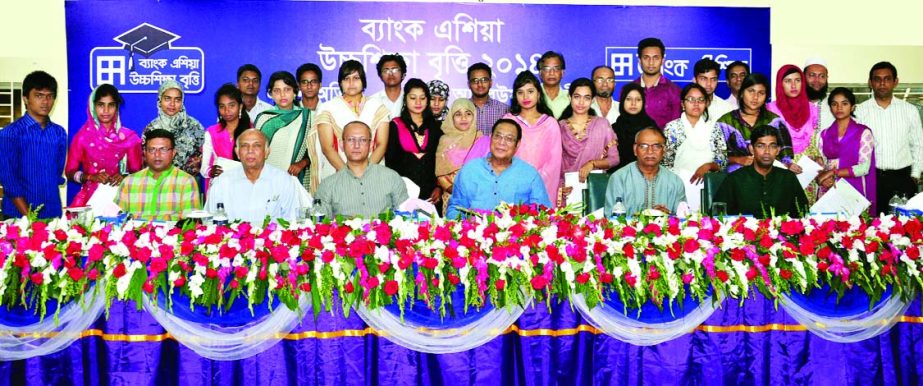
left=684, top=97, right=707, bottom=104
left=381, top=67, right=402, bottom=75
left=491, top=134, right=517, bottom=144
left=636, top=143, right=664, bottom=152
left=594, top=77, right=615, bottom=84
left=299, top=79, right=321, bottom=86
left=345, top=137, right=371, bottom=146
left=144, top=147, right=173, bottom=155
left=540, top=66, right=562, bottom=73
left=469, top=77, right=490, bottom=85
left=753, top=143, right=780, bottom=151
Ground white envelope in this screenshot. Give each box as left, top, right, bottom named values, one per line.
left=87, top=183, right=122, bottom=217
left=810, top=179, right=870, bottom=217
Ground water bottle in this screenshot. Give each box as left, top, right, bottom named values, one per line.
left=889, top=195, right=902, bottom=216
left=213, top=203, right=229, bottom=226
left=612, top=197, right=627, bottom=217
left=311, top=199, right=325, bottom=223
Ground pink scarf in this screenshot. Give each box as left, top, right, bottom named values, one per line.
left=773, top=64, right=811, bottom=130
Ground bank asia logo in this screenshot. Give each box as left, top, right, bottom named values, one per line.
left=605, top=47, right=751, bottom=83
left=90, top=23, right=205, bottom=94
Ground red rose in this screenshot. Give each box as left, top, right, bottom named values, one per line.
left=907, top=246, right=921, bottom=260
left=300, top=282, right=311, bottom=292
left=87, top=269, right=99, bottom=281
left=648, top=266, right=661, bottom=280
left=817, top=261, right=829, bottom=272
left=780, top=221, right=805, bottom=236
left=716, top=270, right=729, bottom=282
left=745, top=266, right=757, bottom=281
left=600, top=272, right=614, bottom=284
left=625, top=274, right=637, bottom=287
left=576, top=272, right=590, bottom=284
left=150, top=258, right=168, bottom=276
left=366, top=276, right=380, bottom=289
left=344, top=281, right=355, bottom=294
left=206, top=268, right=218, bottom=279
left=447, top=273, right=460, bottom=285
left=683, top=239, right=699, bottom=254
left=730, top=249, right=746, bottom=262
left=495, top=279, right=506, bottom=291
left=759, top=254, right=771, bottom=266
left=779, top=269, right=793, bottom=280
left=383, top=280, right=399, bottom=296
left=759, top=236, right=774, bottom=250
left=88, top=244, right=105, bottom=263
left=230, top=279, right=239, bottom=289
left=235, top=266, right=249, bottom=279
left=30, top=272, right=44, bottom=285
left=142, top=281, right=154, bottom=294
left=113, top=263, right=127, bottom=278
left=67, top=267, right=84, bottom=281
left=530, top=276, right=547, bottom=290
left=173, top=276, right=186, bottom=287
left=622, top=243, right=635, bottom=259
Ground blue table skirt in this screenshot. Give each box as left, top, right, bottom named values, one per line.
left=1, top=292, right=921, bottom=386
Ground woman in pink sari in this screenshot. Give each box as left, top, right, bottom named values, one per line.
left=201, top=83, right=251, bottom=191
left=502, top=71, right=563, bottom=204
left=65, top=84, right=142, bottom=207
left=559, top=78, right=620, bottom=202
left=435, top=99, right=480, bottom=213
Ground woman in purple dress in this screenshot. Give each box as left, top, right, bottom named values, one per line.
left=815, top=87, right=877, bottom=213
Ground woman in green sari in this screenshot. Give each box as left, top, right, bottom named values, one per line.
left=253, top=71, right=312, bottom=187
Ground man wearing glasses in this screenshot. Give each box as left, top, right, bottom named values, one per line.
left=446, top=119, right=550, bottom=219
left=0, top=71, right=67, bottom=219
left=370, top=54, right=407, bottom=119
left=315, top=121, right=408, bottom=218
left=604, top=127, right=685, bottom=216
left=206, top=129, right=303, bottom=223
left=714, top=125, right=807, bottom=218
left=590, top=65, right=620, bottom=124
left=296, top=63, right=323, bottom=112
left=117, top=129, right=200, bottom=221
left=538, top=51, right=569, bottom=119
left=466, top=62, right=509, bottom=136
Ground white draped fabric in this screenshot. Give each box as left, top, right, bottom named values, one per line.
left=142, top=295, right=311, bottom=361
left=780, top=293, right=911, bottom=343
left=572, top=293, right=721, bottom=346
left=0, top=284, right=107, bottom=361
left=356, top=300, right=528, bottom=354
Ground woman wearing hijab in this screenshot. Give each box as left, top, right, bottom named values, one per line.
left=201, top=83, right=251, bottom=191
left=66, top=84, right=142, bottom=207
left=254, top=71, right=312, bottom=188
left=144, top=80, right=205, bottom=177
left=385, top=78, right=443, bottom=205
left=766, top=64, right=821, bottom=161
left=428, top=80, right=450, bottom=124
left=610, top=83, right=657, bottom=172
left=435, top=99, right=480, bottom=213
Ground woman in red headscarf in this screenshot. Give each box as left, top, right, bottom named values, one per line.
left=767, top=64, right=823, bottom=202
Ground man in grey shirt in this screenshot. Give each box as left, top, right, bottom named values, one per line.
left=315, top=121, right=408, bottom=218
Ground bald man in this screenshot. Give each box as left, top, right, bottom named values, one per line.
left=206, top=129, right=304, bottom=223
left=315, top=121, right=408, bottom=218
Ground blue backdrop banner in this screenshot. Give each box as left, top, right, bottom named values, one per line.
left=64, top=1, right=769, bottom=133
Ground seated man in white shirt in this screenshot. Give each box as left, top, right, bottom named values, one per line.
left=206, top=129, right=303, bottom=223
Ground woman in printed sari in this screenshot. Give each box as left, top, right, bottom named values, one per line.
left=662, top=83, right=727, bottom=182
left=715, top=73, right=796, bottom=173
left=385, top=78, right=443, bottom=206
left=201, top=83, right=251, bottom=191
left=428, top=79, right=450, bottom=124
left=144, top=80, right=204, bottom=177
left=558, top=78, right=619, bottom=202
left=66, top=84, right=142, bottom=206
left=815, top=87, right=877, bottom=214
left=500, top=71, right=562, bottom=204
left=435, top=99, right=480, bottom=214
left=308, top=60, right=390, bottom=193
left=610, top=83, right=656, bottom=172
left=253, top=71, right=311, bottom=187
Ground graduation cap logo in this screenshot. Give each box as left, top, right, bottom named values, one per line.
left=113, top=23, right=180, bottom=72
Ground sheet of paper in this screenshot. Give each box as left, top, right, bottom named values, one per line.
left=904, top=191, right=923, bottom=210
left=86, top=183, right=122, bottom=217
left=773, top=158, right=822, bottom=189
left=810, top=179, right=870, bottom=217
left=675, top=170, right=702, bottom=212
left=563, top=172, right=587, bottom=207
left=401, top=177, right=421, bottom=201
left=214, top=157, right=241, bottom=172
